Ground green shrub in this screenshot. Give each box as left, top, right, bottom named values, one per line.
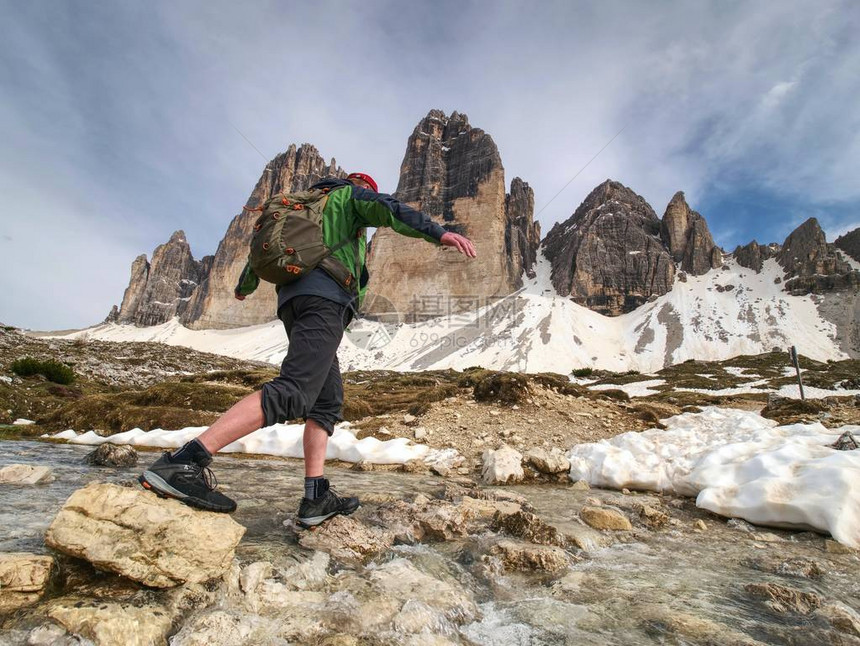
left=571, top=368, right=593, bottom=378
left=10, top=357, right=75, bottom=384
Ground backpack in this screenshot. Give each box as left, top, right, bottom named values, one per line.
left=245, top=187, right=358, bottom=289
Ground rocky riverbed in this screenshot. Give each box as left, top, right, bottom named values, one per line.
left=1, top=441, right=858, bottom=646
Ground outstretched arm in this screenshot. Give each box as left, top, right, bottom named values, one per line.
left=351, top=186, right=476, bottom=256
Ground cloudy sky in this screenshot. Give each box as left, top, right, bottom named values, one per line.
left=1, top=0, right=858, bottom=330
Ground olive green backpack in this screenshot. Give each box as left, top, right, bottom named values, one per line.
left=245, top=187, right=358, bottom=290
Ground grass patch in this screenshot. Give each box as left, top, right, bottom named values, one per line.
left=46, top=381, right=250, bottom=433
left=571, top=367, right=593, bottom=378
left=342, top=370, right=464, bottom=421
left=10, top=357, right=75, bottom=385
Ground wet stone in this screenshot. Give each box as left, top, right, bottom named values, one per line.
left=744, top=582, right=823, bottom=615
left=580, top=506, right=632, bottom=531
left=486, top=540, right=572, bottom=573
left=0, top=552, right=54, bottom=612
left=742, top=555, right=823, bottom=579
left=297, top=515, right=394, bottom=563
left=0, top=463, right=53, bottom=485
left=84, top=443, right=139, bottom=467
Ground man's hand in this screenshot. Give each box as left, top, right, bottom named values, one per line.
left=234, top=291, right=246, bottom=301
left=440, top=232, right=477, bottom=258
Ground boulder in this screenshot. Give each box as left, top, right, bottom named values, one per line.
left=45, top=482, right=245, bottom=587
left=297, top=515, right=394, bottom=563
left=0, top=552, right=54, bottom=612
left=84, top=443, right=139, bottom=467
left=637, top=503, right=670, bottom=529
left=579, top=506, right=632, bottom=531
left=0, top=463, right=53, bottom=485
left=523, top=447, right=570, bottom=474
left=367, top=558, right=478, bottom=624
left=481, top=444, right=524, bottom=484
left=487, top=540, right=571, bottom=573
left=169, top=610, right=278, bottom=646
left=47, top=598, right=174, bottom=646
left=491, top=509, right=568, bottom=548
left=742, top=555, right=822, bottom=580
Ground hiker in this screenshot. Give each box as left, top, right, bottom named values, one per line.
left=139, top=172, right=477, bottom=527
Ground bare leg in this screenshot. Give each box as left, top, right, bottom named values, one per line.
left=303, top=418, right=329, bottom=477
left=196, top=391, right=265, bottom=454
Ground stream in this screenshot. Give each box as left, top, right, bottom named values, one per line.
left=1, top=440, right=858, bottom=645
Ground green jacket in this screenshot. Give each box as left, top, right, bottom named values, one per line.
left=235, top=177, right=447, bottom=306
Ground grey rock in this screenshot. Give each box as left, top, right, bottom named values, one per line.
left=832, top=431, right=859, bottom=451
left=660, top=191, right=722, bottom=275
left=733, top=240, right=779, bottom=273
left=183, top=145, right=345, bottom=329
left=506, top=177, right=541, bottom=280
left=542, top=180, right=675, bottom=316
left=364, top=110, right=539, bottom=319
left=0, top=552, right=54, bottom=612
left=835, top=226, right=860, bottom=263
left=778, top=217, right=858, bottom=295
left=84, top=443, right=139, bottom=467
left=45, top=482, right=245, bottom=587
left=0, top=464, right=53, bottom=485
left=116, top=231, right=206, bottom=326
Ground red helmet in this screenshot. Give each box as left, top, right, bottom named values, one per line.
left=347, top=172, right=378, bottom=192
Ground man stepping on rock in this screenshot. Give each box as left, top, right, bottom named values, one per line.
left=139, top=172, right=477, bottom=527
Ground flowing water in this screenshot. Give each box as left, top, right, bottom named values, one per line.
left=1, top=440, right=858, bottom=645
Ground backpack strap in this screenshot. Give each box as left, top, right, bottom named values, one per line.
left=319, top=233, right=362, bottom=293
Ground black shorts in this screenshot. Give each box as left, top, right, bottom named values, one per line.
left=260, top=295, right=353, bottom=435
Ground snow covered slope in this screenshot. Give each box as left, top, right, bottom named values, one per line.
left=61, top=253, right=847, bottom=373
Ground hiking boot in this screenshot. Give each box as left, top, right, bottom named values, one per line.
left=297, top=481, right=360, bottom=528
left=138, top=451, right=236, bottom=513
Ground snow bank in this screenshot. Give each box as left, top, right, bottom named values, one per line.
left=568, top=407, right=860, bottom=547
left=48, top=423, right=460, bottom=467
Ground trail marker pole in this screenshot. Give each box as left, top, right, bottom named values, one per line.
left=789, top=346, right=805, bottom=401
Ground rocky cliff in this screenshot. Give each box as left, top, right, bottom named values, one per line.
left=835, top=227, right=860, bottom=263
left=114, top=231, right=208, bottom=327
left=110, top=146, right=344, bottom=329
left=180, top=144, right=344, bottom=329
left=542, top=180, right=676, bottom=316
left=733, top=241, right=779, bottom=273
left=506, top=178, right=540, bottom=281
left=660, top=192, right=722, bottom=275
left=776, top=218, right=858, bottom=294
left=363, top=110, right=539, bottom=319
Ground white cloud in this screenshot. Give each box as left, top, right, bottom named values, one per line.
left=2, top=0, right=859, bottom=329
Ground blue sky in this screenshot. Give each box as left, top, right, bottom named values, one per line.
left=1, top=0, right=858, bottom=329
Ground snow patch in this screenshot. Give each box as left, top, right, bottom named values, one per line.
left=568, top=407, right=860, bottom=547
left=48, top=423, right=461, bottom=468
